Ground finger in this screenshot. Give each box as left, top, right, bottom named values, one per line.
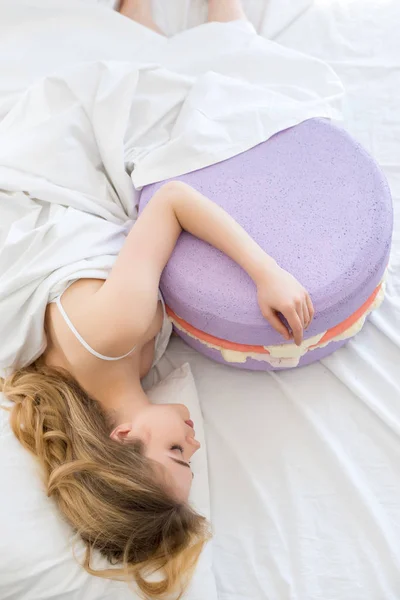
left=264, top=309, right=291, bottom=341
left=285, top=308, right=303, bottom=346
left=297, top=301, right=305, bottom=329
left=303, top=301, right=310, bottom=329
left=306, top=294, right=315, bottom=322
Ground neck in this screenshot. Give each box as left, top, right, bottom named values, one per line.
left=92, top=372, right=150, bottom=424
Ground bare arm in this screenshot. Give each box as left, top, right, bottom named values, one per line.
left=80, top=181, right=313, bottom=354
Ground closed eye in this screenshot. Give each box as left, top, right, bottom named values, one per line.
left=169, top=445, right=193, bottom=475
left=170, top=444, right=184, bottom=454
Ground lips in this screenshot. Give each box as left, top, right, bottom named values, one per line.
left=185, top=419, right=194, bottom=429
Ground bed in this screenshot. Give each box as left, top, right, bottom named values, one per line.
left=1, top=1, right=400, bottom=599
left=155, top=1, right=400, bottom=598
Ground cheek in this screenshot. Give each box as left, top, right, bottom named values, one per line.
left=127, top=425, right=150, bottom=445
left=169, top=471, right=193, bottom=502
left=169, top=404, right=190, bottom=420
left=132, top=407, right=187, bottom=445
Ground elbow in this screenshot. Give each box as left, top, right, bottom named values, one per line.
left=160, top=180, right=188, bottom=199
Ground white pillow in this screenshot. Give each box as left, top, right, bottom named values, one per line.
left=0, top=363, right=216, bottom=600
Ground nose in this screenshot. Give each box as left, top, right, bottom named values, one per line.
left=187, top=436, right=201, bottom=451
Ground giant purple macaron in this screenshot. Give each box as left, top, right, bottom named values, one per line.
left=140, top=118, right=392, bottom=370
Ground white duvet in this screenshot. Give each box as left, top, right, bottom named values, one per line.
left=0, top=0, right=343, bottom=377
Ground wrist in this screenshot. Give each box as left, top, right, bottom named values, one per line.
left=248, top=251, right=279, bottom=285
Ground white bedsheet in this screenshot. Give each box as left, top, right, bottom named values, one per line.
left=152, top=1, right=400, bottom=599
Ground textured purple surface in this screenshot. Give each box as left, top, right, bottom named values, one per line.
left=140, top=118, right=393, bottom=365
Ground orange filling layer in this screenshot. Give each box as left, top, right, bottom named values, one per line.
left=166, top=282, right=383, bottom=354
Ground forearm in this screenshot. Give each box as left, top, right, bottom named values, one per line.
left=167, top=181, right=277, bottom=282
left=165, top=181, right=313, bottom=344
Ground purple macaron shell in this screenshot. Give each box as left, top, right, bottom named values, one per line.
left=140, top=118, right=392, bottom=366
left=176, top=329, right=348, bottom=371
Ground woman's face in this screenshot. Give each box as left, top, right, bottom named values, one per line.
left=111, top=403, right=201, bottom=501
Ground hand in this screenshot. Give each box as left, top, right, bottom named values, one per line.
left=256, top=263, right=314, bottom=346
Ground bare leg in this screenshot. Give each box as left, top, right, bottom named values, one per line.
left=207, top=0, right=248, bottom=23
left=118, top=0, right=165, bottom=35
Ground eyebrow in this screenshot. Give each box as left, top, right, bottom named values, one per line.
left=170, top=457, right=191, bottom=469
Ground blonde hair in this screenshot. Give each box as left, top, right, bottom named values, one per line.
left=1, top=362, right=209, bottom=599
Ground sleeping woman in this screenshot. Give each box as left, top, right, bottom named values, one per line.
left=1, top=1, right=331, bottom=598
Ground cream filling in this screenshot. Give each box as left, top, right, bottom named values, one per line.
left=171, top=283, right=385, bottom=368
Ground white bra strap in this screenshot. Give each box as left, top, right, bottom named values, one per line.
left=53, top=295, right=136, bottom=362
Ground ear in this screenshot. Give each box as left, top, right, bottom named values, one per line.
left=110, top=423, right=133, bottom=443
